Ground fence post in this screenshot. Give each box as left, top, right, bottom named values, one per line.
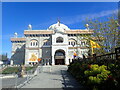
left=93, top=54, right=96, bottom=61
left=15, top=74, right=18, bottom=88
left=27, top=71, right=29, bottom=83
left=115, top=47, right=120, bottom=60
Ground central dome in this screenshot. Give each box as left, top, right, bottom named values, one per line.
left=47, top=21, right=70, bottom=33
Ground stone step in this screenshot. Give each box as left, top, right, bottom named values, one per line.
left=41, top=65, right=51, bottom=72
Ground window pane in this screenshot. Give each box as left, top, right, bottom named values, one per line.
left=56, top=37, right=63, bottom=43
left=69, top=42, right=70, bottom=45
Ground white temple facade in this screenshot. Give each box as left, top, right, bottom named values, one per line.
left=10, top=21, right=94, bottom=65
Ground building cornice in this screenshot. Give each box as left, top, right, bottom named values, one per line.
left=68, top=47, right=88, bottom=49
left=65, top=30, right=94, bottom=34
left=12, top=51, right=24, bottom=53
left=26, top=47, right=39, bottom=50
left=24, top=30, right=94, bottom=35
left=11, top=38, right=26, bottom=42
left=24, top=30, right=53, bottom=35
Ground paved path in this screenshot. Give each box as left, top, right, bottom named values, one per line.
left=22, top=65, right=83, bottom=89
left=1, top=77, right=27, bottom=88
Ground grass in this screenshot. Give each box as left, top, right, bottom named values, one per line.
left=1, top=67, right=19, bottom=74
left=1, top=66, right=37, bottom=74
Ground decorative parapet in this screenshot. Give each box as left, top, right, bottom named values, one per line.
left=24, top=30, right=94, bottom=35
left=24, top=30, right=53, bottom=35
left=10, top=38, right=26, bottom=42
left=65, top=30, right=94, bottom=34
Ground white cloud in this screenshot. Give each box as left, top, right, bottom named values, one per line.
left=33, top=9, right=118, bottom=29
left=62, top=9, right=118, bottom=25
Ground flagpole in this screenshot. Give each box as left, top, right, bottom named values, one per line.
left=91, top=47, right=94, bottom=55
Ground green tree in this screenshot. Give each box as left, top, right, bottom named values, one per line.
left=83, top=14, right=120, bottom=54
left=0, top=53, right=8, bottom=61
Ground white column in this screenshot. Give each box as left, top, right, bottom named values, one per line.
left=52, top=48, right=55, bottom=65
left=25, top=49, right=29, bottom=65
left=65, top=48, right=69, bottom=65
left=52, top=56, right=55, bottom=65
left=65, top=56, right=69, bottom=65
left=10, top=60, right=13, bottom=65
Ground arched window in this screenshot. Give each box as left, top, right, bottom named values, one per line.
left=36, top=42, right=38, bottom=46
left=30, top=39, right=38, bottom=47
left=43, top=39, right=50, bottom=46
left=55, top=50, right=65, bottom=56
left=56, top=37, right=63, bottom=43
left=69, top=42, right=70, bottom=45
left=81, top=40, right=86, bottom=46
left=68, top=39, right=76, bottom=46
left=31, top=42, right=32, bottom=46
left=55, top=52, right=64, bottom=56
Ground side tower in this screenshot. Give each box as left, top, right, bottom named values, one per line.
left=10, top=33, right=26, bottom=65
left=24, top=25, right=53, bottom=65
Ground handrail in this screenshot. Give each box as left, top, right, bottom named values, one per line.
left=85, top=47, right=120, bottom=61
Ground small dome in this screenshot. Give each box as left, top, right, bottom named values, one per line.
left=28, top=24, right=32, bottom=30
left=47, top=21, right=70, bottom=33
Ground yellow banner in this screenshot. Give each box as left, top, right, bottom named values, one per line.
left=90, top=40, right=101, bottom=48
left=29, top=53, right=37, bottom=61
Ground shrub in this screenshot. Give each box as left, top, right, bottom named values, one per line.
left=84, top=64, right=111, bottom=85
left=68, top=59, right=120, bottom=90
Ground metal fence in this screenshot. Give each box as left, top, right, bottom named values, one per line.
left=85, top=47, right=120, bottom=61
left=1, top=64, right=43, bottom=88
left=16, top=65, right=43, bottom=88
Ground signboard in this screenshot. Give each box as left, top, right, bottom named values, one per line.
left=29, top=53, right=38, bottom=62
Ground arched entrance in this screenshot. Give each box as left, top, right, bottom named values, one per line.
left=54, top=49, right=65, bottom=65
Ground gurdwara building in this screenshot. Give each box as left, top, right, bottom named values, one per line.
left=10, top=21, right=94, bottom=65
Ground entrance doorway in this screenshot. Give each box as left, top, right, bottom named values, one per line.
left=55, top=59, right=64, bottom=65
left=55, top=50, right=65, bottom=65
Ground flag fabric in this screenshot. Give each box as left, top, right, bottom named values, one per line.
left=74, top=52, right=77, bottom=56
left=37, top=58, right=42, bottom=62
left=73, top=52, right=77, bottom=58
left=90, top=40, right=101, bottom=48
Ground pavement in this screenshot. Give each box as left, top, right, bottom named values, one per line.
left=1, top=77, right=27, bottom=88
left=0, top=74, right=16, bottom=79
left=21, top=65, right=83, bottom=89
left=0, top=66, right=37, bottom=88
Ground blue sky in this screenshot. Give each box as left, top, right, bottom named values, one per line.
left=2, top=2, right=118, bottom=58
